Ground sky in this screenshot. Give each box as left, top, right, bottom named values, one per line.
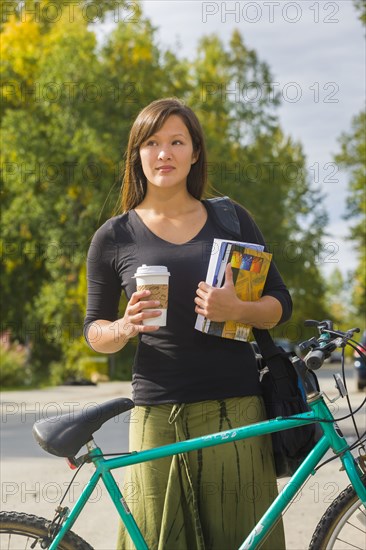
left=137, top=0, right=365, bottom=277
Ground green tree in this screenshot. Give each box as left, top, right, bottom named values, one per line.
left=353, top=0, right=366, bottom=26
left=189, top=30, right=329, bottom=340
left=0, top=2, right=193, bottom=382
left=334, top=111, right=366, bottom=318
left=100, top=13, right=192, bottom=158
left=1, top=5, right=112, bottom=377
left=324, top=268, right=352, bottom=327
left=1, top=5, right=331, bottom=384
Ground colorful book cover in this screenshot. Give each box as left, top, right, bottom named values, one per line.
left=201, top=239, right=264, bottom=287
left=195, top=240, right=272, bottom=342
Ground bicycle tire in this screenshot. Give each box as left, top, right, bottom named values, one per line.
left=0, top=511, right=94, bottom=550
left=309, top=475, right=366, bottom=549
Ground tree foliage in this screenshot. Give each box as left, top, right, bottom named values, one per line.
left=353, top=0, right=366, bottom=26
left=188, top=31, right=328, bottom=337
left=1, top=2, right=331, bottom=383
left=325, top=1, right=366, bottom=325
left=334, top=111, right=366, bottom=317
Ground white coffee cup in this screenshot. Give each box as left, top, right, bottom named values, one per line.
left=132, top=265, right=170, bottom=326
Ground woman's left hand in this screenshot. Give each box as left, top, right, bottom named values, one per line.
left=195, top=263, right=240, bottom=322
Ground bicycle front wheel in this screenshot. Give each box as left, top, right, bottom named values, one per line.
left=309, top=475, right=366, bottom=549
left=0, top=511, right=94, bottom=550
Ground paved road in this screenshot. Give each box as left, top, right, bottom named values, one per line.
left=1, top=364, right=365, bottom=549
left=1, top=383, right=133, bottom=460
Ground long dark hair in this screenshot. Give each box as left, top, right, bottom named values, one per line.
left=119, top=98, right=207, bottom=212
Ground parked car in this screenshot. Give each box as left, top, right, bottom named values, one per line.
left=327, top=350, right=343, bottom=363
left=354, top=330, right=366, bottom=391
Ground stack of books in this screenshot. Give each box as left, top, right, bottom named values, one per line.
left=195, top=239, right=272, bottom=341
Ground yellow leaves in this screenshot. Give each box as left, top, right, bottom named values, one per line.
left=1, top=15, right=40, bottom=53
left=19, top=223, right=32, bottom=240
left=1, top=16, right=42, bottom=86
left=106, top=22, right=156, bottom=72
left=68, top=263, right=88, bottom=309
left=67, top=186, right=79, bottom=199
left=131, top=43, right=153, bottom=64
left=112, top=42, right=152, bottom=67
left=45, top=5, right=96, bottom=56
left=1, top=4, right=95, bottom=107
left=0, top=240, right=17, bottom=273
left=3, top=258, right=18, bottom=273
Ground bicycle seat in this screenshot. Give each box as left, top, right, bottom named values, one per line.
left=32, top=397, right=134, bottom=458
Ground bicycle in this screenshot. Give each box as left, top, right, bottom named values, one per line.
left=1, top=320, right=365, bottom=549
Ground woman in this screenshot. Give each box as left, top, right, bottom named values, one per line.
left=84, top=98, right=291, bottom=549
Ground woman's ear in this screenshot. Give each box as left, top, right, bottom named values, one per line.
left=191, top=148, right=200, bottom=164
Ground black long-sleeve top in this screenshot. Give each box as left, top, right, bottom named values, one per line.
left=84, top=200, right=292, bottom=405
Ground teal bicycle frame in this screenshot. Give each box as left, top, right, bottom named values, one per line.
left=48, top=394, right=366, bottom=550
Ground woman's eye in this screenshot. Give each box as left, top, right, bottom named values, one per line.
left=143, top=139, right=184, bottom=147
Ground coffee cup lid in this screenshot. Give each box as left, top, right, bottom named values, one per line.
left=132, top=265, right=170, bottom=277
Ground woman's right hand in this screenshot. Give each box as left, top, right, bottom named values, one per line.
left=121, top=289, right=162, bottom=339
left=87, top=290, right=161, bottom=354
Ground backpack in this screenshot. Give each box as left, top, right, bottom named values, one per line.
left=204, top=196, right=321, bottom=477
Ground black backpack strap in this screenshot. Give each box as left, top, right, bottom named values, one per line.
left=203, top=196, right=242, bottom=240
left=205, top=196, right=286, bottom=373
left=252, top=327, right=282, bottom=360
left=253, top=327, right=298, bottom=397
left=206, top=197, right=279, bottom=359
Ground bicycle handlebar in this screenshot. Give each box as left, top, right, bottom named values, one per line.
left=300, top=321, right=362, bottom=371
left=305, top=349, right=326, bottom=370
left=304, top=340, right=339, bottom=370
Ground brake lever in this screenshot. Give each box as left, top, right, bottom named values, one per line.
left=304, top=319, right=321, bottom=327
left=298, top=337, right=319, bottom=351
left=304, top=319, right=334, bottom=331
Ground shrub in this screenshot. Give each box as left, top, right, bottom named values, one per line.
left=0, top=332, right=31, bottom=387
left=50, top=336, right=108, bottom=385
